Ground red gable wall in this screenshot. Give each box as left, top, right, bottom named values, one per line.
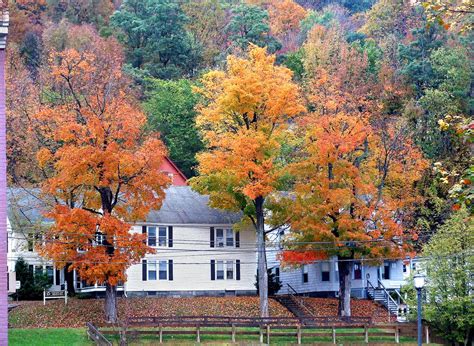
left=160, top=157, right=187, bottom=186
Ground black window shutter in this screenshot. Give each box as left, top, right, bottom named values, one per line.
left=210, top=227, right=215, bottom=248
left=55, top=269, right=60, bottom=285
left=236, top=260, right=241, bottom=280
left=235, top=231, right=240, bottom=248
left=142, top=225, right=147, bottom=245
left=142, top=260, right=147, bottom=281
left=168, top=226, right=173, bottom=247
left=210, top=260, right=215, bottom=280
left=168, top=260, right=173, bottom=281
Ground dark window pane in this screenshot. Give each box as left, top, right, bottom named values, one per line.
left=322, top=271, right=330, bottom=282
left=158, top=227, right=167, bottom=247
left=148, top=227, right=157, bottom=247
left=216, top=229, right=224, bottom=247
left=159, top=261, right=167, bottom=280
left=226, top=229, right=234, bottom=247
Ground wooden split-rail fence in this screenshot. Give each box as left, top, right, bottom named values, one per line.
left=86, top=315, right=432, bottom=345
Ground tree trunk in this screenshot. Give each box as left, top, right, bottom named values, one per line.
left=255, top=196, right=269, bottom=318
left=65, top=264, right=75, bottom=295
left=338, top=258, right=353, bottom=318
left=105, top=283, right=118, bottom=323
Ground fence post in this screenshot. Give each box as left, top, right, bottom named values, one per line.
left=159, top=324, right=163, bottom=344
left=266, top=325, right=270, bottom=344
left=259, top=325, right=263, bottom=344
left=232, top=324, right=236, bottom=343
left=425, top=326, right=430, bottom=344
left=364, top=325, right=368, bottom=343
left=332, top=326, right=336, bottom=344
left=196, top=325, right=201, bottom=343
left=395, top=326, right=399, bottom=343
left=297, top=325, right=301, bottom=345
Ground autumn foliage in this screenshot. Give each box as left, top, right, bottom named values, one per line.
left=191, top=45, right=304, bottom=317
left=33, top=27, right=169, bottom=321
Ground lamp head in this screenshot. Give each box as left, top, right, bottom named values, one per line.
left=414, top=273, right=425, bottom=289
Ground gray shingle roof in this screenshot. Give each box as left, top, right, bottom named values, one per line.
left=145, top=186, right=242, bottom=225
left=7, top=186, right=242, bottom=225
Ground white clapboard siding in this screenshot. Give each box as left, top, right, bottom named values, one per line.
left=268, top=241, right=407, bottom=295
left=125, top=224, right=257, bottom=293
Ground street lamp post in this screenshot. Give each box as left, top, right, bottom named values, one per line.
left=414, top=273, right=425, bottom=346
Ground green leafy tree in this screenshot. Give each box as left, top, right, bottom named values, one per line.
left=226, top=4, right=281, bottom=53
left=14, top=257, right=51, bottom=300
left=110, top=0, right=201, bottom=79
left=403, top=208, right=473, bottom=344
left=144, top=79, right=203, bottom=177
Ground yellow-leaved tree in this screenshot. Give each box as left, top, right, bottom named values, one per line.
left=190, top=45, right=304, bottom=317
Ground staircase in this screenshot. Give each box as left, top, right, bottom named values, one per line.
left=276, top=284, right=315, bottom=323
left=367, top=280, right=408, bottom=322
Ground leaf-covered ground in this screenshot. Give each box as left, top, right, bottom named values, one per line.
left=9, top=296, right=395, bottom=328
left=303, top=297, right=397, bottom=323
left=9, top=296, right=293, bottom=328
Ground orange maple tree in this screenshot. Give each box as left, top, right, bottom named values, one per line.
left=268, top=0, right=306, bottom=52
left=278, top=24, right=428, bottom=316
left=190, top=45, right=304, bottom=317
left=281, top=112, right=427, bottom=316
left=34, top=27, right=169, bottom=322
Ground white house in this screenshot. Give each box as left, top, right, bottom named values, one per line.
left=7, top=186, right=258, bottom=297
left=267, top=228, right=410, bottom=298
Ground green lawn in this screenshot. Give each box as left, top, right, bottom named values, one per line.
left=9, top=328, right=93, bottom=346
left=9, top=327, right=418, bottom=345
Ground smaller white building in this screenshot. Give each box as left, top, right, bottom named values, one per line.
left=267, top=229, right=413, bottom=298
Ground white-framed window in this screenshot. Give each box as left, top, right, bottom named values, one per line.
left=46, top=266, right=54, bottom=285
left=147, top=260, right=170, bottom=280
left=148, top=227, right=157, bottom=247
left=216, top=260, right=225, bottom=280
left=321, top=262, right=330, bottom=282
left=148, top=262, right=157, bottom=280
left=403, top=264, right=407, bottom=273
left=158, top=227, right=167, bottom=247
left=226, top=260, right=234, bottom=279
left=211, top=228, right=238, bottom=248
left=302, top=265, right=309, bottom=283
left=27, top=233, right=42, bottom=252
left=159, top=261, right=167, bottom=280
left=146, top=226, right=171, bottom=247
left=216, top=229, right=224, bottom=247
left=226, top=229, right=234, bottom=247
left=211, top=259, right=240, bottom=281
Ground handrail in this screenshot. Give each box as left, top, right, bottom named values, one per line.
left=378, top=279, right=404, bottom=305
left=287, top=283, right=298, bottom=295
left=286, top=284, right=315, bottom=317
left=377, top=280, right=399, bottom=307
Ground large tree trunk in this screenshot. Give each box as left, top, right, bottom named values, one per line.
left=255, top=196, right=269, bottom=318
left=105, top=283, right=118, bottom=323
left=338, top=258, right=353, bottom=318
left=65, top=264, right=75, bottom=295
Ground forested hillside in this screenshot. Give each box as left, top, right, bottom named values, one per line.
left=7, top=0, right=472, bottom=241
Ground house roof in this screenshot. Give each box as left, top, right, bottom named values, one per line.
left=145, top=186, right=242, bottom=225
left=7, top=186, right=242, bottom=226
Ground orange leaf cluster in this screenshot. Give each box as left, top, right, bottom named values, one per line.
left=34, top=28, right=169, bottom=286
